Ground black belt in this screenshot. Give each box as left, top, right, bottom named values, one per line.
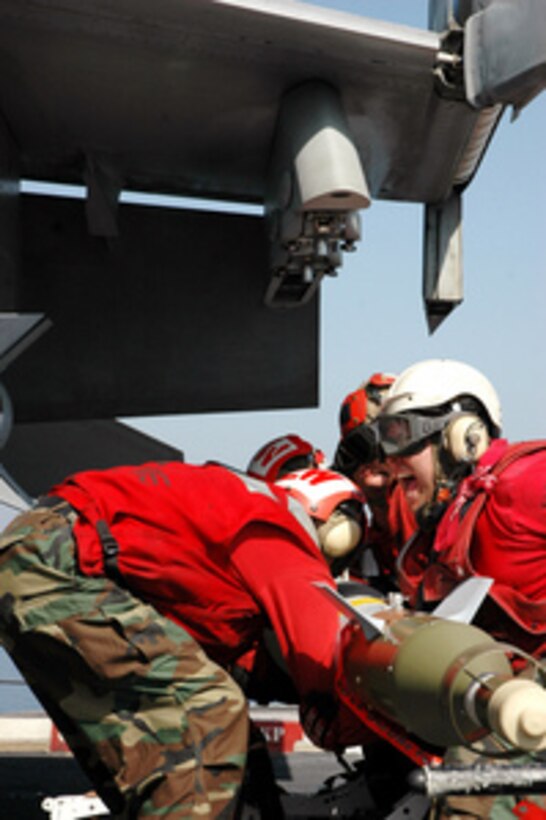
left=35, top=495, right=77, bottom=519
left=35, top=495, right=124, bottom=586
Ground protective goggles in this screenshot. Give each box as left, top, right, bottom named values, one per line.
left=376, top=412, right=453, bottom=457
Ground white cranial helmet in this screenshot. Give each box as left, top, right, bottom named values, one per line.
left=276, top=468, right=364, bottom=559
left=382, top=359, right=502, bottom=434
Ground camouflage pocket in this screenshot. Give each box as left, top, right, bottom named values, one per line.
left=55, top=599, right=161, bottom=684
left=93, top=600, right=156, bottom=664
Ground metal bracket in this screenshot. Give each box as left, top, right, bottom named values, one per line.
left=265, top=80, right=369, bottom=307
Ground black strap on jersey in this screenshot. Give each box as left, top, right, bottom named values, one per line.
left=96, top=519, right=125, bottom=587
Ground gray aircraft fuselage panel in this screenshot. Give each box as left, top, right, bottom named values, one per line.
left=0, top=0, right=479, bottom=205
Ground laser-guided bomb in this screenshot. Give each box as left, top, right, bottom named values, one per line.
left=318, top=578, right=546, bottom=757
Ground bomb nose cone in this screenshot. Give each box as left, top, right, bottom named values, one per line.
left=520, top=709, right=546, bottom=740
left=488, top=679, right=546, bottom=751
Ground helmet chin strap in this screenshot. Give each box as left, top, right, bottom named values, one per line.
left=416, top=442, right=470, bottom=531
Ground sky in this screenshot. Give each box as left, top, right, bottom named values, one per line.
left=127, top=0, right=546, bottom=472
left=1, top=0, right=545, bottom=709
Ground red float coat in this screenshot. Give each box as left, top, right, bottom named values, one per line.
left=397, top=440, right=546, bottom=656
left=51, top=461, right=371, bottom=747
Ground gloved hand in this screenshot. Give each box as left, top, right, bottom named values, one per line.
left=333, top=423, right=380, bottom=476
left=300, top=693, right=341, bottom=751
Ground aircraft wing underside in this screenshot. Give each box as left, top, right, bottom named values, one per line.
left=0, top=0, right=484, bottom=205
left=0, top=0, right=543, bottom=425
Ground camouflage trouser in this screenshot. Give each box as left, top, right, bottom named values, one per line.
left=0, top=504, right=249, bottom=819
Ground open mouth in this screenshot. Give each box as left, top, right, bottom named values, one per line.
left=398, top=473, right=418, bottom=495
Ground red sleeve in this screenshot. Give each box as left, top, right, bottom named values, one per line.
left=229, top=523, right=340, bottom=697
left=230, top=523, right=380, bottom=749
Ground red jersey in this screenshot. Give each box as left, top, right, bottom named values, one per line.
left=51, top=462, right=343, bottom=702
left=397, top=440, right=546, bottom=655
left=366, top=482, right=417, bottom=580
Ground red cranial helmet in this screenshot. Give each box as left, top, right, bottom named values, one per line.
left=276, top=467, right=364, bottom=523
left=366, top=372, right=397, bottom=390
left=363, top=372, right=397, bottom=420
left=247, top=434, right=325, bottom=482
left=339, top=388, right=368, bottom=438
left=338, top=373, right=397, bottom=438
left=276, top=468, right=365, bottom=560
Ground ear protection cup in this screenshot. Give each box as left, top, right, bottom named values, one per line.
left=442, top=414, right=490, bottom=463
left=316, top=512, right=363, bottom=558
